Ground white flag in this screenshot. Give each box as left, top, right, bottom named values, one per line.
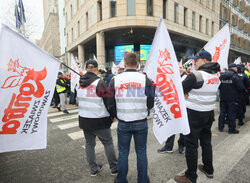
left=204, top=24, right=230, bottom=70
left=112, top=62, right=120, bottom=75
left=0, top=25, right=60, bottom=153
left=234, top=57, right=241, bottom=65
left=70, top=54, right=80, bottom=92
left=144, top=19, right=190, bottom=144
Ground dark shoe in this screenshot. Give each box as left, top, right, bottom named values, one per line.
left=91, top=165, right=103, bottom=177
left=63, top=110, right=69, bottom=114
left=198, top=164, right=213, bottom=178
left=111, top=170, right=118, bottom=176
left=218, top=128, right=223, bottom=132
left=228, top=130, right=239, bottom=134
left=178, top=146, right=185, bottom=154
left=238, top=119, right=244, bottom=126
left=157, top=146, right=173, bottom=154
left=57, top=107, right=61, bottom=111
left=174, top=174, right=192, bottom=183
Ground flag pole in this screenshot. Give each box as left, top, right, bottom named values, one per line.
left=60, top=61, right=82, bottom=76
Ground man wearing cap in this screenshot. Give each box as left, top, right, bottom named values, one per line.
left=108, top=53, right=154, bottom=183
left=218, top=63, right=245, bottom=133
left=56, top=72, right=70, bottom=114
left=77, top=60, right=117, bottom=177
left=174, top=50, right=220, bottom=183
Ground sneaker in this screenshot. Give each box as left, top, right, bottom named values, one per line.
left=228, top=130, right=239, bottom=134
left=57, top=107, right=61, bottom=111
left=111, top=170, right=118, bottom=176
left=238, top=120, right=244, bottom=126
left=198, top=164, right=213, bottom=178
left=178, top=146, right=185, bottom=154
left=63, top=110, right=69, bottom=114
left=157, top=146, right=173, bottom=154
left=91, top=165, right=103, bottom=177
left=174, top=174, right=192, bottom=183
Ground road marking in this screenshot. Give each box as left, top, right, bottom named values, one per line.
left=68, top=131, right=83, bottom=140
left=58, top=122, right=78, bottom=130
left=48, top=109, right=78, bottom=117
left=67, top=122, right=118, bottom=140
left=50, top=115, right=78, bottom=123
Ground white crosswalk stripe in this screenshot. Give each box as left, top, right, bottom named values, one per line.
left=48, top=109, right=118, bottom=154
left=50, top=115, right=78, bottom=123
left=48, top=109, right=78, bottom=117
left=58, top=122, right=78, bottom=130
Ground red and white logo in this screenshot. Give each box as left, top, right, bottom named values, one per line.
left=0, top=58, right=47, bottom=134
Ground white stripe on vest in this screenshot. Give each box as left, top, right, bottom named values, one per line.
left=114, top=72, right=147, bottom=122
left=186, top=71, right=220, bottom=112
left=77, top=79, right=110, bottom=118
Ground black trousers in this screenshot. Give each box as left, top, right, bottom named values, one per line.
left=164, top=134, right=185, bottom=150
left=185, top=108, right=214, bottom=183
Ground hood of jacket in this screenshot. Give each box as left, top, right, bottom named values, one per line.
left=220, top=69, right=237, bottom=80
left=79, top=72, right=99, bottom=88
left=198, top=62, right=220, bottom=74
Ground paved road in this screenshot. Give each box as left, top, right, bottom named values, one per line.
left=0, top=103, right=250, bottom=183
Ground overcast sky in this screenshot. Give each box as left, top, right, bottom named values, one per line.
left=0, top=0, right=44, bottom=40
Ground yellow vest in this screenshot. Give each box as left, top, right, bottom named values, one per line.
left=56, top=79, right=67, bottom=93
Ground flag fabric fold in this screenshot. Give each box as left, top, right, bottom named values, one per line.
left=204, top=24, right=230, bottom=70
left=144, top=19, right=190, bottom=144
left=70, top=54, right=80, bottom=92
left=0, top=25, right=60, bottom=153
left=18, top=0, right=26, bottom=23
left=234, top=57, right=241, bottom=65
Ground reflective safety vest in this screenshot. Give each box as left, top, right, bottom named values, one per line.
left=114, top=72, right=147, bottom=122
left=77, top=79, right=110, bottom=118
left=185, top=71, right=220, bottom=112
left=56, top=79, right=67, bottom=93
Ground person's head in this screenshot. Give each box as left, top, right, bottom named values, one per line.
left=85, top=60, right=98, bottom=74
left=124, top=52, right=138, bottom=69
left=229, top=63, right=238, bottom=72
left=190, top=50, right=212, bottom=70
left=99, top=69, right=106, bottom=77
left=118, top=68, right=124, bottom=74
left=58, top=72, right=63, bottom=78
left=178, top=62, right=184, bottom=75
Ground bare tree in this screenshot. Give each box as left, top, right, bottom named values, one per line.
left=0, top=1, right=43, bottom=41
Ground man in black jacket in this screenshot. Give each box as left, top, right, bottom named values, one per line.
left=174, top=51, right=220, bottom=183
left=218, top=63, right=245, bottom=133
left=78, top=60, right=117, bottom=177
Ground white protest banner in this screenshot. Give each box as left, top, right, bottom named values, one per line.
left=144, top=19, right=190, bottom=144
left=204, top=24, right=230, bottom=70
left=70, top=54, right=80, bottom=92
left=0, top=25, right=60, bottom=153
left=234, top=57, right=241, bottom=65
left=112, top=62, right=121, bottom=75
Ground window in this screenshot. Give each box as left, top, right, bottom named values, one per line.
left=80, top=16, right=85, bottom=33
left=163, top=0, right=167, bottom=19
left=192, top=11, right=196, bottom=30
left=199, top=15, right=202, bottom=32
left=85, top=12, right=89, bottom=30
left=212, top=0, right=215, bottom=11
left=206, top=18, right=209, bottom=34
left=211, top=21, right=214, bottom=36
left=80, top=0, right=85, bottom=6
left=174, top=3, right=179, bottom=23
left=110, top=0, right=117, bottom=17
left=70, top=4, right=73, bottom=19
left=206, top=0, right=210, bottom=8
left=98, top=0, right=102, bottom=21
left=89, top=6, right=95, bottom=27
left=128, top=0, right=136, bottom=15
left=147, top=0, right=153, bottom=16
left=184, top=7, right=188, bottom=27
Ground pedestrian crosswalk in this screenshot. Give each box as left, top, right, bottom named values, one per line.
left=47, top=107, right=118, bottom=153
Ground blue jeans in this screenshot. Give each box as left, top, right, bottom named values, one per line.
left=117, top=121, right=148, bottom=183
